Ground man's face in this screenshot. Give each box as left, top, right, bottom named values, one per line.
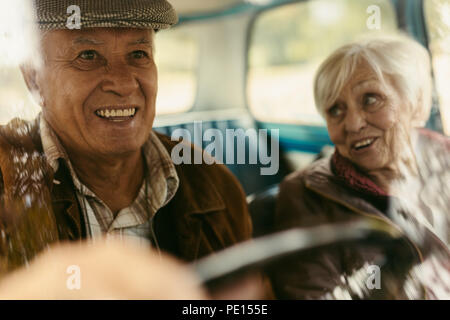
left=33, top=28, right=157, bottom=157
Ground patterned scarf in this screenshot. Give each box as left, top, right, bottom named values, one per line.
left=331, top=151, right=389, bottom=197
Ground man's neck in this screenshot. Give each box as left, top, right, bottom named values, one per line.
left=66, top=149, right=145, bottom=215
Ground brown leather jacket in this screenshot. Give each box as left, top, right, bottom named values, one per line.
left=271, top=130, right=450, bottom=299
left=0, top=118, right=252, bottom=275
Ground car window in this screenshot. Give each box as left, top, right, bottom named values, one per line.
left=0, top=0, right=40, bottom=125
left=154, top=28, right=199, bottom=115
left=425, top=0, right=450, bottom=136
left=247, top=0, right=398, bottom=125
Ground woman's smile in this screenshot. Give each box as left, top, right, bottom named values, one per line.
left=350, top=136, right=379, bottom=155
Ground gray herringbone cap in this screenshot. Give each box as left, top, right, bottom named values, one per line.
left=34, top=0, right=178, bottom=30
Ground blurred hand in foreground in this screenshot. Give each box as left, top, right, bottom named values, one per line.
left=0, top=238, right=207, bottom=300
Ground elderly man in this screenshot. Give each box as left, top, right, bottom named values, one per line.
left=0, top=0, right=251, bottom=276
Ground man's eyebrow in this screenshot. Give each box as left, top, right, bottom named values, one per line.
left=72, top=37, right=105, bottom=45
left=128, top=38, right=152, bottom=46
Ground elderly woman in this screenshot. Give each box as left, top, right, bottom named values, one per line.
left=272, top=35, right=450, bottom=299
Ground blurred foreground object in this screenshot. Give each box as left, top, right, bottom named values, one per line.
left=0, top=120, right=59, bottom=275
left=193, top=219, right=402, bottom=284
left=192, top=219, right=450, bottom=299
left=0, top=239, right=206, bottom=299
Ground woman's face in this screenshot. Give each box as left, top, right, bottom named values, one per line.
left=325, top=62, right=409, bottom=172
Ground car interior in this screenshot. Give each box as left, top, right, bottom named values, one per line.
left=0, top=0, right=448, bottom=298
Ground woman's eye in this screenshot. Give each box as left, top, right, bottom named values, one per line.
left=78, top=50, right=97, bottom=60
left=363, top=93, right=384, bottom=112
left=363, top=94, right=378, bottom=106
left=328, top=104, right=344, bottom=118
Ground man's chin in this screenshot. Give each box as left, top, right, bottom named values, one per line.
left=93, top=141, right=144, bottom=158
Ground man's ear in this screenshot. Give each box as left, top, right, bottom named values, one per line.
left=20, top=64, right=39, bottom=93
left=20, top=64, right=44, bottom=106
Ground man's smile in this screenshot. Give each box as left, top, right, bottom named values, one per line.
left=94, top=106, right=139, bottom=122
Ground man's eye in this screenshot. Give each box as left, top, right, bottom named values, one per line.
left=78, top=50, right=97, bottom=60
left=130, top=50, right=149, bottom=59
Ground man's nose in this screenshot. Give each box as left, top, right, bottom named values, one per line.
left=344, top=108, right=367, bottom=133
left=100, top=63, right=139, bottom=97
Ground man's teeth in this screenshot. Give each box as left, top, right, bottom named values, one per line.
left=354, top=138, right=375, bottom=149
left=95, top=108, right=136, bottom=118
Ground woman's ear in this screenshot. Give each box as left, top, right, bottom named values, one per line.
left=410, top=94, right=431, bottom=128
left=411, top=73, right=433, bottom=128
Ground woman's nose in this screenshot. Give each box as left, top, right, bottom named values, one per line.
left=344, top=108, right=367, bottom=133
left=100, top=63, right=139, bottom=97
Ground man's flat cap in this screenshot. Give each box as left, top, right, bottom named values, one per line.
left=34, top=0, right=178, bottom=30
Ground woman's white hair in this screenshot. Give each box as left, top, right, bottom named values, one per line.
left=314, top=34, right=432, bottom=127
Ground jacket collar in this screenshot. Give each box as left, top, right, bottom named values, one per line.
left=50, top=161, right=84, bottom=239
left=154, top=132, right=226, bottom=215
left=303, top=157, right=384, bottom=217
left=170, top=163, right=226, bottom=215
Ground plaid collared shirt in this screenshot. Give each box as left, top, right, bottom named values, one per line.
left=39, top=115, right=179, bottom=247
